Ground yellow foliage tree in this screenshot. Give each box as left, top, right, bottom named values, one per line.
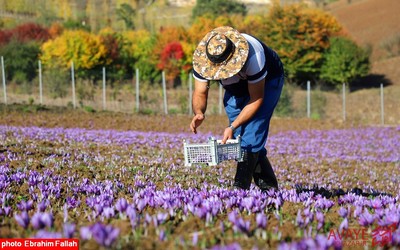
left=40, top=30, right=110, bottom=72
left=122, top=29, right=158, bottom=82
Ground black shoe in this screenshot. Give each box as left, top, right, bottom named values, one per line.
left=233, top=151, right=259, bottom=190
left=253, top=154, right=278, bottom=190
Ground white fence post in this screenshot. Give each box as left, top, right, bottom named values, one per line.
left=188, top=72, right=192, bottom=115
left=1, top=56, right=6, bottom=105
left=307, top=80, right=310, bottom=118
left=135, top=68, right=140, bottom=113
left=380, top=83, right=384, bottom=125
left=38, top=60, right=43, bottom=105
left=342, top=83, right=346, bottom=121
left=71, top=61, right=76, bottom=108
left=162, top=71, right=168, bottom=114
left=102, top=67, right=106, bottom=110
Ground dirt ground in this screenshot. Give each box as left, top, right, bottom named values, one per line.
left=0, top=104, right=359, bottom=135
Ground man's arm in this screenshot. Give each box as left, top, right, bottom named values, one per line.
left=222, top=79, right=265, bottom=142
left=190, top=79, right=209, bottom=134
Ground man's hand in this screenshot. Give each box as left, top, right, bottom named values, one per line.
left=190, top=114, right=205, bottom=134
left=221, top=126, right=234, bottom=144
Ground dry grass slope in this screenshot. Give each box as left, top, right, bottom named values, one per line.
left=328, top=0, right=400, bottom=85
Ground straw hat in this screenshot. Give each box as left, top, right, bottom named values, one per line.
left=193, top=26, right=249, bottom=80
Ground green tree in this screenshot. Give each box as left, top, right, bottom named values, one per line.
left=0, top=40, right=40, bottom=83
left=122, top=29, right=158, bottom=83
left=116, top=3, right=136, bottom=30
left=320, top=36, right=370, bottom=86
left=192, top=0, right=247, bottom=20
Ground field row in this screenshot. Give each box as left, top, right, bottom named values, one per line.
left=0, top=125, right=399, bottom=249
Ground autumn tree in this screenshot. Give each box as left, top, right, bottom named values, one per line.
left=40, top=30, right=110, bottom=79
left=12, top=23, right=50, bottom=43
left=157, top=42, right=187, bottom=87
left=264, top=4, right=343, bottom=82
left=122, top=29, right=158, bottom=83
left=98, top=27, right=131, bottom=82
left=152, top=26, right=190, bottom=87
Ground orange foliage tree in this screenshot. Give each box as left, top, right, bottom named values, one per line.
left=12, top=23, right=50, bottom=43
left=263, top=3, right=343, bottom=81
left=153, top=26, right=191, bottom=87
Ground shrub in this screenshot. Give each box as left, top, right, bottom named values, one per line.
left=0, top=40, right=41, bottom=83
left=320, top=36, right=370, bottom=86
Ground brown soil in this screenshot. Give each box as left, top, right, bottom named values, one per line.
left=0, top=106, right=354, bottom=134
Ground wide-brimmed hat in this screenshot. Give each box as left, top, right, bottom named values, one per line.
left=193, top=26, right=249, bottom=80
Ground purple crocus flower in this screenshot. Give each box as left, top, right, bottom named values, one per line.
left=296, top=210, right=304, bottom=228
left=115, top=198, right=128, bottom=213
left=156, top=212, right=168, bottom=226
left=31, top=212, right=53, bottom=229
left=37, top=199, right=49, bottom=212
left=392, top=230, right=400, bottom=246
left=227, top=211, right=250, bottom=234
left=102, top=206, right=115, bottom=219
left=14, top=211, right=30, bottom=229
left=33, top=230, right=62, bottom=239
left=316, top=211, right=324, bottom=231
left=66, top=196, right=81, bottom=209
left=339, top=218, right=349, bottom=232
left=126, top=206, right=138, bottom=229
left=192, top=232, right=199, bottom=246
left=159, top=229, right=166, bottom=241
left=3, top=206, right=11, bottom=216
left=358, top=209, right=375, bottom=226
left=80, top=226, right=92, bottom=240
left=353, top=206, right=363, bottom=218
left=256, top=213, right=267, bottom=229
left=90, top=222, right=120, bottom=248
left=338, top=207, right=348, bottom=218
left=63, top=222, right=75, bottom=238
left=17, top=200, right=34, bottom=211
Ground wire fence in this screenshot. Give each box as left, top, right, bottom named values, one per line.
left=0, top=57, right=399, bottom=125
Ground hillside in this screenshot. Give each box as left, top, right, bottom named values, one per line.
left=327, top=0, right=400, bottom=86
left=0, top=0, right=398, bottom=86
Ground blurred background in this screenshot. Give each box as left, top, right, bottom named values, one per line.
left=0, top=0, right=399, bottom=124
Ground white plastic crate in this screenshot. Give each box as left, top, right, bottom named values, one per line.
left=183, top=136, right=243, bottom=166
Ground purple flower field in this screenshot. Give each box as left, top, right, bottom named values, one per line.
left=0, top=125, right=399, bottom=249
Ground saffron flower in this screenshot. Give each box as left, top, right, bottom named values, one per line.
left=14, top=211, right=30, bottom=229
